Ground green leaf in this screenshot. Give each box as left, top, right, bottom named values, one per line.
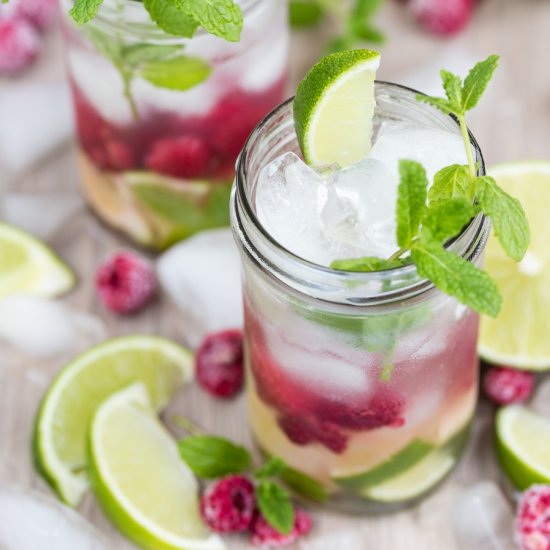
left=177, top=436, right=251, bottom=479
left=351, top=22, right=385, bottom=43
left=143, top=0, right=199, bottom=37
left=256, top=481, right=294, bottom=535
left=440, top=69, right=463, bottom=112
left=396, top=160, right=428, bottom=248
left=181, top=0, right=243, bottom=42
left=415, top=94, right=454, bottom=115
left=255, top=457, right=287, bottom=479
left=462, top=54, right=499, bottom=111
left=289, top=0, right=324, bottom=27
left=411, top=237, right=502, bottom=317
left=280, top=467, right=329, bottom=503
left=429, top=164, right=472, bottom=206
left=84, top=27, right=123, bottom=66
left=330, top=256, right=407, bottom=272
left=422, top=198, right=477, bottom=243
left=140, top=55, right=211, bottom=91
left=326, top=35, right=356, bottom=54
left=69, top=0, right=104, bottom=25
left=121, top=43, right=183, bottom=66
left=352, top=0, right=385, bottom=19
left=475, top=175, right=530, bottom=261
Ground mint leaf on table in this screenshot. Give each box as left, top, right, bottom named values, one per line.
left=396, top=160, right=428, bottom=249
left=475, top=175, right=530, bottom=261
left=70, top=0, right=104, bottom=25
left=330, top=256, right=406, bottom=272
left=280, top=466, right=329, bottom=503
left=178, top=435, right=251, bottom=479
left=140, top=56, right=212, bottom=91
left=143, top=0, right=199, bottom=37
left=428, top=164, right=472, bottom=206
left=411, top=236, right=502, bottom=317
left=181, top=0, right=243, bottom=42
left=462, top=55, right=500, bottom=111
left=255, top=457, right=287, bottom=479
left=256, top=480, right=294, bottom=535
left=423, top=198, right=477, bottom=243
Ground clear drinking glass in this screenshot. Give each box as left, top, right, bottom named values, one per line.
left=60, top=0, right=288, bottom=249
left=231, top=84, right=490, bottom=513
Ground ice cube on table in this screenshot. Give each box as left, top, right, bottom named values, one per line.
left=530, top=377, right=550, bottom=417
left=0, top=294, right=106, bottom=358
left=0, top=486, right=111, bottom=549
left=156, top=228, right=242, bottom=347
left=451, top=481, right=516, bottom=550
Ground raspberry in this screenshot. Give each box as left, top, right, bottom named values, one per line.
left=250, top=509, right=312, bottom=548
left=0, top=18, right=41, bottom=75
left=409, top=0, right=474, bottom=36
left=483, top=366, right=535, bottom=406
left=516, top=485, right=550, bottom=550
left=95, top=251, right=156, bottom=314
left=200, top=475, right=255, bottom=533
left=277, top=415, right=347, bottom=454
left=196, top=329, right=244, bottom=398
left=103, top=141, right=136, bottom=171
left=145, top=135, right=211, bottom=179
left=14, top=0, right=58, bottom=31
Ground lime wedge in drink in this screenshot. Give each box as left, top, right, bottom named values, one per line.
left=495, top=405, right=550, bottom=489
left=33, top=336, right=193, bottom=506
left=293, top=49, right=380, bottom=167
left=88, top=383, right=225, bottom=550
left=0, top=222, right=75, bottom=299
left=479, top=162, right=550, bottom=370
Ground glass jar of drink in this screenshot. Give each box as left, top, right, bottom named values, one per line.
left=60, top=0, right=288, bottom=249
left=231, top=84, right=489, bottom=512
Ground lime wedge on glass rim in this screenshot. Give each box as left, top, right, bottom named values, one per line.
left=88, top=383, right=225, bottom=550
left=33, top=335, right=193, bottom=506
left=293, top=49, right=380, bottom=168
left=0, top=222, right=74, bottom=299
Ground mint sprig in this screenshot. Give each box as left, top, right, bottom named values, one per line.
left=256, top=481, right=294, bottom=535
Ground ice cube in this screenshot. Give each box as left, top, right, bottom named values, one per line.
left=300, top=531, right=364, bottom=549
left=0, top=83, right=74, bottom=175
left=0, top=486, right=111, bottom=549
left=156, top=228, right=242, bottom=347
left=451, top=482, right=516, bottom=550
left=530, top=377, right=550, bottom=417
left=0, top=294, right=106, bottom=358
left=1, top=193, right=83, bottom=242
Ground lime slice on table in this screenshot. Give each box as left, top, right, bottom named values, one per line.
left=0, top=222, right=74, bottom=299
left=495, top=405, right=550, bottom=490
left=89, top=383, right=225, bottom=550
left=33, top=336, right=193, bottom=506
left=294, top=49, right=380, bottom=167
left=479, top=162, right=550, bottom=370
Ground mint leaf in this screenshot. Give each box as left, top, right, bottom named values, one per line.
left=396, top=160, right=428, bottom=248
left=429, top=164, right=472, bottom=206
left=255, top=457, right=287, bottom=479
left=178, top=435, right=251, bottom=479
left=70, top=0, right=103, bottom=25
left=330, top=256, right=407, bottom=272
left=280, top=467, right=329, bottom=503
left=256, top=481, right=294, bottom=535
left=415, top=94, right=454, bottom=115
left=411, top=237, right=502, bottom=317
left=440, top=69, right=462, bottom=112
left=140, top=56, right=211, bottom=91
left=353, top=0, right=385, bottom=19
left=351, top=22, right=385, bottom=43
left=143, top=0, right=199, bottom=37
left=422, top=198, right=477, bottom=243
left=289, top=0, right=324, bottom=27
left=462, top=55, right=499, bottom=111
left=475, top=175, right=530, bottom=261
left=182, top=0, right=243, bottom=42
left=121, top=44, right=183, bottom=66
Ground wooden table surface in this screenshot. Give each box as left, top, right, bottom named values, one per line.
left=1, top=0, right=548, bottom=548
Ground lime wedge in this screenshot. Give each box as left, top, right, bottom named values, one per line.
left=0, top=222, right=74, bottom=299
left=294, top=49, right=380, bottom=167
left=479, top=162, right=550, bottom=370
left=89, top=383, right=225, bottom=550
left=33, top=336, right=193, bottom=506
left=495, top=405, right=550, bottom=489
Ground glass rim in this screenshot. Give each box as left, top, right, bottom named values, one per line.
left=233, top=81, right=490, bottom=306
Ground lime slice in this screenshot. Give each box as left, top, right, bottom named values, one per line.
left=364, top=450, right=455, bottom=503
left=479, top=162, right=550, bottom=370
left=33, top=335, right=193, bottom=506
left=89, top=383, right=225, bottom=550
left=294, top=49, right=380, bottom=167
left=495, top=405, right=550, bottom=489
left=0, top=222, right=74, bottom=299
left=332, top=439, right=433, bottom=491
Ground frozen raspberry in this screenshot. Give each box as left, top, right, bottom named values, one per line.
left=200, top=475, right=255, bottom=533
left=95, top=251, right=156, bottom=314
left=103, top=141, right=136, bottom=171
left=250, top=509, right=312, bottom=548
left=0, top=18, right=41, bottom=75
left=145, top=135, right=211, bottom=179
left=14, top=0, right=58, bottom=31
left=516, top=485, right=550, bottom=550
left=196, top=329, right=244, bottom=398
left=483, top=366, right=535, bottom=406
left=409, top=0, right=474, bottom=36
left=316, top=421, right=348, bottom=453
left=278, top=415, right=347, bottom=454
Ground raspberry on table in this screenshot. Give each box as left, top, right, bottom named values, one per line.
left=409, top=0, right=474, bottom=36
left=0, top=18, right=41, bottom=75
left=95, top=251, right=156, bottom=315
left=483, top=366, right=535, bottom=406
left=200, top=475, right=256, bottom=533
left=250, top=509, right=312, bottom=548
left=196, top=329, right=244, bottom=398
left=516, top=485, right=550, bottom=550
